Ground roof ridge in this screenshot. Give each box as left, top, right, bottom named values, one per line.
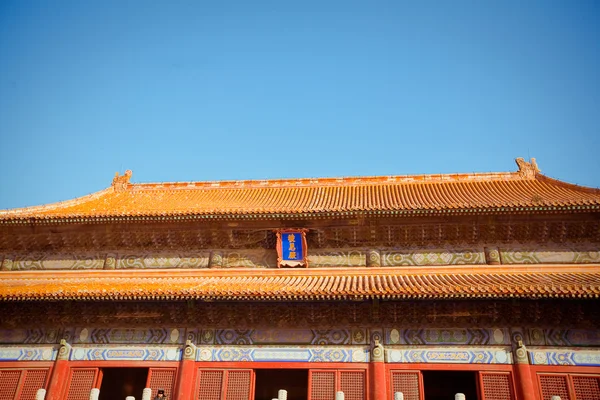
left=129, top=171, right=524, bottom=191
left=119, top=157, right=548, bottom=190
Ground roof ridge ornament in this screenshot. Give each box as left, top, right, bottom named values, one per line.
left=112, top=170, right=132, bottom=192
left=515, top=157, right=540, bottom=179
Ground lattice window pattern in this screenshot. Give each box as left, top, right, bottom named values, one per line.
left=340, top=371, right=365, bottom=400
left=391, top=371, right=420, bottom=400
left=65, top=369, right=98, bottom=400
left=0, top=370, right=22, bottom=400
left=481, top=372, right=513, bottom=400
left=19, top=370, right=49, bottom=400
left=225, top=370, right=251, bottom=400
left=197, top=370, right=224, bottom=400
left=310, top=371, right=335, bottom=400
left=147, top=368, right=176, bottom=400
left=572, top=376, right=600, bottom=400
left=539, top=375, right=571, bottom=400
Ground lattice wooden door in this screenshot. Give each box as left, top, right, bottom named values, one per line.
left=17, top=370, right=50, bottom=400
left=309, top=370, right=335, bottom=400
left=195, top=369, right=253, bottom=400
left=0, top=370, right=22, bottom=400
left=147, top=368, right=177, bottom=400
left=538, top=374, right=571, bottom=400
left=479, top=372, right=514, bottom=400
left=197, top=370, right=224, bottom=400
left=65, top=368, right=100, bottom=400
left=390, top=371, right=421, bottom=400
left=225, top=370, right=252, bottom=400
left=339, top=371, right=365, bottom=400
left=309, top=370, right=366, bottom=400
left=0, top=369, right=50, bottom=400
left=572, top=375, right=600, bottom=400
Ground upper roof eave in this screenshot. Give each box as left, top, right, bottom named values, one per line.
left=2, top=158, right=600, bottom=223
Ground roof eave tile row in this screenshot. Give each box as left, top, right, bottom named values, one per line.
left=2, top=205, right=599, bottom=225
left=1, top=268, right=599, bottom=301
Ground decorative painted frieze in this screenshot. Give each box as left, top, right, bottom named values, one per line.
left=5, top=240, right=598, bottom=270
left=3, top=251, right=211, bottom=270
left=115, top=251, right=210, bottom=269
left=4, top=327, right=598, bottom=349
left=382, top=248, right=484, bottom=266
left=189, top=329, right=366, bottom=346
left=0, top=345, right=58, bottom=361
left=385, top=346, right=513, bottom=364
left=484, top=247, right=501, bottom=265
left=210, top=249, right=277, bottom=268
left=69, top=345, right=181, bottom=361
left=73, top=328, right=186, bottom=344
left=308, top=250, right=365, bottom=268
left=197, top=346, right=369, bottom=363
left=500, top=242, right=600, bottom=264
left=0, top=329, right=73, bottom=344
left=529, top=348, right=600, bottom=366
left=209, top=251, right=223, bottom=268
left=527, top=329, right=600, bottom=347
left=10, top=252, right=105, bottom=270
left=367, top=249, right=381, bottom=268
left=385, top=328, right=510, bottom=346
left=0, top=256, right=11, bottom=271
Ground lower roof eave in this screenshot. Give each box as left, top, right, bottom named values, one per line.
left=1, top=263, right=599, bottom=302
left=2, top=203, right=600, bottom=225
left=1, top=293, right=598, bottom=302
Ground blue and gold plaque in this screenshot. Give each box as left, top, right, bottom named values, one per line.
left=276, top=229, right=308, bottom=267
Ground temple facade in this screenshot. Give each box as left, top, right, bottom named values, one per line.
left=0, top=158, right=599, bottom=400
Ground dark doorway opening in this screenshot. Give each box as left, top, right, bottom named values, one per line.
left=422, top=370, right=478, bottom=400
left=254, top=369, right=308, bottom=400
left=98, top=368, right=148, bottom=400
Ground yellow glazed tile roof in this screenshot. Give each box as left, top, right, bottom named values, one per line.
left=1, top=265, right=598, bottom=301
left=1, top=158, right=599, bottom=222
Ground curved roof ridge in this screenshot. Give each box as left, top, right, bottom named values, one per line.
left=0, top=188, right=113, bottom=217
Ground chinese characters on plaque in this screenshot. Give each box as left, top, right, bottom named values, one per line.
left=276, top=229, right=308, bottom=267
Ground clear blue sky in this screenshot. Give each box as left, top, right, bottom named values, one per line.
left=1, top=1, right=599, bottom=209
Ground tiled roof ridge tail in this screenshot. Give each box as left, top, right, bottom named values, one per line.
left=0, top=188, right=113, bottom=217
left=535, top=173, right=600, bottom=195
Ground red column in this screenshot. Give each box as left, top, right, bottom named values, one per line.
left=174, top=341, right=197, bottom=400
left=513, top=340, right=538, bottom=400
left=371, top=361, right=386, bottom=400
left=45, top=340, right=71, bottom=400
left=514, top=363, right=537, bottom=400
left=370, top=340, right=386, bottom=400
